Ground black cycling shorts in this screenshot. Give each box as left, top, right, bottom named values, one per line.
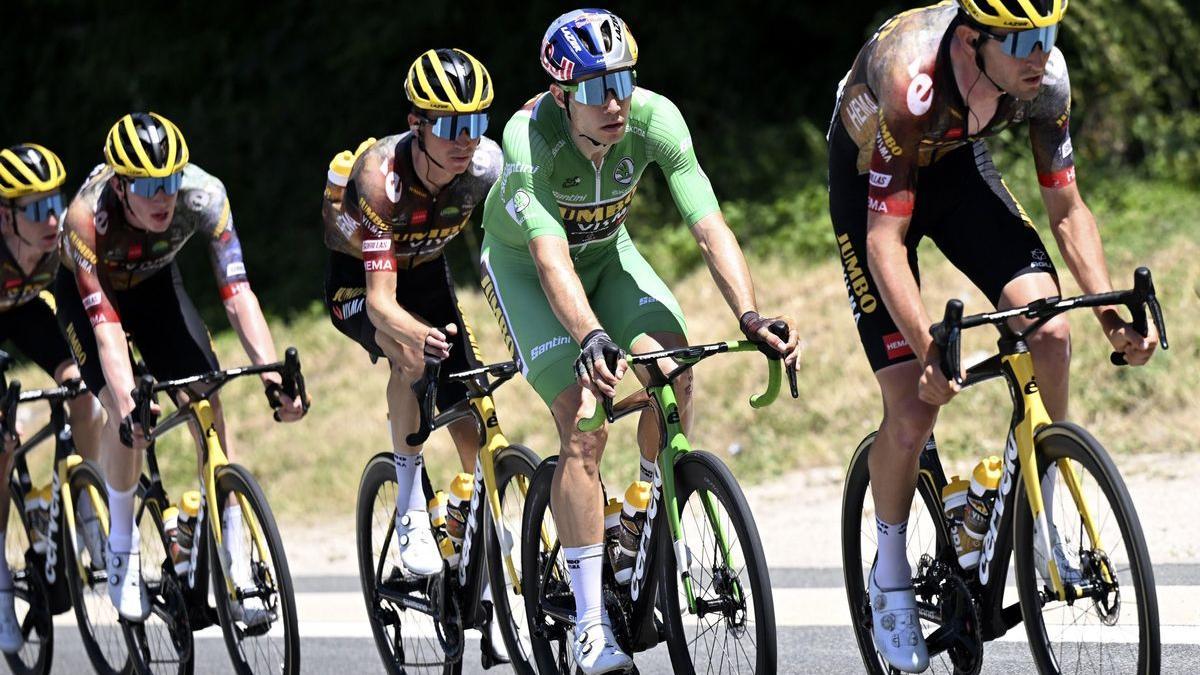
left=55, top=264, right=220, bottom=396
left=325, top=251, right=484, bottom=411
left=827, top=119, right=1058, bottom=372
left=0, top=292, right=73, bottom=377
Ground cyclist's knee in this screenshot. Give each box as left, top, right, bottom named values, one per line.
left=878, top=399, right=937, bottom=453
left=1027, top=314, right=1071, bottom=362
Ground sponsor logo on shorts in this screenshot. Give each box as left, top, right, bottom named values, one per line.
left=868, top=171, right=892, bottom=188
left=226, top=262, right=246, bottom=277
left=530, top=335, right=571, bottom=361
left=65, top=323, right=86, bottom=366
left=883, top=331, right=913, bottom=360
left=82, top=292, right=102, bottom=309
left=332, top=297, right=365, bottom=321
left=867, top=196, right=889, bottom=214
left=364, top=258, right=393, bottom=272
left=332, top=287, right=365, bottom=302
left=836, top=233, right=878, bottom=324
left=362, top=239, right=392, bottom=253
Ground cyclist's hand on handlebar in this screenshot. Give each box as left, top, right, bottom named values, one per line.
left=918, top=343, right=961, bottom=406
left=740, top=311, right=800, bottom=367
left=420, top=323, right=457, bottom=360
left=574, top=329, right=626, bottom=399
left=263, top=373, right=306, bottom=423
left=1104, top=317, right=1158, bottom=367
left=117, top=400, right=161, bottom=450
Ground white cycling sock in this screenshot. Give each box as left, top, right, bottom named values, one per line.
left=106, top=482, right=138, bottom=554
left=564, top=543, right=606, bottom=627
left=639, top=455, right=657, bottom=484
left=874, top=517, right=911, bottom=589
left=393, top=453, right=427, bottom=518
left=0, top=533, right=10, bottom=590
left=223, top=504, right=251, bottom=584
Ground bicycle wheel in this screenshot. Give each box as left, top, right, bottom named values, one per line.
left=125, top=485, right=193, bottom=675
left=1014, top=422, right=1159, bottom=674
left=4, top=493, right=53, bottom=675
left=519, top=455, right=579, bottom=675
left=658, top=450, right=775, bottom=673
left=63, top=459, right=130, bottom=675
left=484, top=443, right=539, bottom=674
left=208, top=463, right=300, bottom=675
left=840, top=434, right=965, bottom=675
left=356, top=452, right=463, bottom=675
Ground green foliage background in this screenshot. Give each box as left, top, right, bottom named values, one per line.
left=2, top=0, right=1197, bottom=319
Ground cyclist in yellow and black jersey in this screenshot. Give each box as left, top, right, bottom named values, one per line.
left=0, top=143, right=104, bottom=653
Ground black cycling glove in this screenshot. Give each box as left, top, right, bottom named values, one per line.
left=574, top=329, right=624, bottom=384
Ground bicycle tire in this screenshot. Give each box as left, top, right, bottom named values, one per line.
left=356, top=452, right=463, bottom=675
left=208, top=462, right=300, bottom=675
left=125, top=482, right=194, bottom=675
left=1014, top=422, right=1160, bottom=674
left=63, top=459, right=130, bottom=675
left=3, top=492, right=53, bottom=675
left=519, top=455, right=578, bottom=675
left=659, top=450, right=776, bottom=674
left=483, top=443, right=539, bottom=674
left=840, top=433, right=955, bottom=675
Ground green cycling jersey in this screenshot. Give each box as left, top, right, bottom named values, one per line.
left=481, top=87, right=720, bottom=252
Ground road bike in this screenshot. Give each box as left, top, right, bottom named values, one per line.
left=841, top=267, right=1168, bottom=674
left=120, top=348, right=309, bottom=674
left=522, top=329, right=797, bottom=673
left=356, top=357, right=541, bottom=673
left=0, top=353, right=126, bottom=674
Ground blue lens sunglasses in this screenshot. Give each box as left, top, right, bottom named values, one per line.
left=561, top=70, right=637, bottom=105
left=126, top=171, right=184, bottom=198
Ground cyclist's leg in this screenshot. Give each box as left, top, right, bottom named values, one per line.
left=54, top=266, right=149, bottom=619
left=481, top=235, right=628, bottom=662
left=409, top=255, right=488, bottom=474
left=930, top=144, right=1069, bottom=421
left=928, top=145, right=1071, bottom=556
left=6, top=291, right=105, bottom=461
left=327, top=251, right=443, bottom=574
left=594, top=231, right=692, bottom=480
left=829, top=118, right=930, bottom=670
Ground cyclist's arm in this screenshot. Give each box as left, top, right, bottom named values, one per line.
left=64, top=205, right=137, bottom=417
left=528, top=235, right=603, bottom=342
left=863, top=102, right=935, bottom=366
left=196, top=187, right=279, bottom=370
left=344, top=172, right=448, bottom=357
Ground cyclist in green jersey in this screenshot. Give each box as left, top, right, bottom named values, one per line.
left=480, top=9, right=798, bottom=673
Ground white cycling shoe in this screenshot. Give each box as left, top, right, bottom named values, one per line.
left=0, top=589, right=23, bottom=654
left=1034, top=520, right=1083, bottom=586
left=868, top=564, right=929, bottom=673
left=107, top=550, right=151, bottom=622
left=396, top=511, right=443, bottom=577
left=572, top=619, right=633, bottom=674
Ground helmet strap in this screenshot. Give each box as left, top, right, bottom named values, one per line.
left=564, top=98, right=610, bottom=150
left=973, top=39, right=1004, bottom=93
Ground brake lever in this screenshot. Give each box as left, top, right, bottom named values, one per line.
left=932, top=300, right=964, bottom=385
left=1111, top=267, right=1166, bottom=366
left=405, top=356, right=441, bottom=447
left=275, top=347, right=311, bottom=421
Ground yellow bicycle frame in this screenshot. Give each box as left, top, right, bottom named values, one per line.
left=1005, top=351, right=1107, bottom=601
left=190, top=399, right=272, bottom=602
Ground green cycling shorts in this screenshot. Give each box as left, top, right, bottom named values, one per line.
left=480, top=228, right=687, bottom=406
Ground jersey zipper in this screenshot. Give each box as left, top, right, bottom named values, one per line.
left=575, top=162, right=604, bottom=259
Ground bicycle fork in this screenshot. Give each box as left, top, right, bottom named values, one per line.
left=193, top=400, right=271, bottom=603
left=1005, top=353, right=1107, bottom=601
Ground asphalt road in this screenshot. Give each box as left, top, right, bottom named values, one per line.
left=26, top=564, right=1200, bottom=674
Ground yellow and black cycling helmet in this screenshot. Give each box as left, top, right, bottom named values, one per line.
left=958, top=0, right=1067, bottom=29
left=405, top=48, right=493, bottom=113
left=0, top=143, right=66, bottom=200
left=104, top=112, right=189, bottom=178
